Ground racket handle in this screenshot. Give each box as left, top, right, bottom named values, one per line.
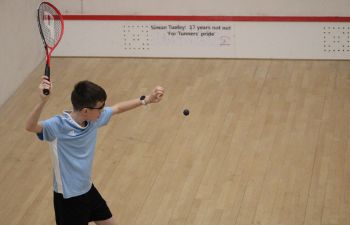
left=43, top=64, right=50, bottom=95
left=43, top=89, right=50, bottom=95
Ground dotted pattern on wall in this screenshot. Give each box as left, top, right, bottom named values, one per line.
left=122, top=25, right=151, bottom=51
left=323, top=26, right=350, bottom=53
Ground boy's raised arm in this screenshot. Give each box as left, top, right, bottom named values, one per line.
left=25, top=77, right=51, bottom=133
left=111, top=86, right=164, bottom=115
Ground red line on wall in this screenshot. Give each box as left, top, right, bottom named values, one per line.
left=63, top=15, right=350, bottom=22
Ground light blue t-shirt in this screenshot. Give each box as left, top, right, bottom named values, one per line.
left=38, top=107, right=113, bottom=198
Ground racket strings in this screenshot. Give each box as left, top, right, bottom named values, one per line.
left=38, top=4, right=63, bottom=48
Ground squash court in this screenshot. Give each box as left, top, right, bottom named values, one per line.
left=1, top=57, right=350, bottom=224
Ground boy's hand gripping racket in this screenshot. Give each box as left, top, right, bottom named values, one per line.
left=37, top=2, right=64, bottom=95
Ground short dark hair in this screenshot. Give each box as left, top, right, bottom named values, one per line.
left=71, top=80, right=107, bottom=111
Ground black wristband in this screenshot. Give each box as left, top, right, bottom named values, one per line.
left=140, top=95, right=146, bottom=105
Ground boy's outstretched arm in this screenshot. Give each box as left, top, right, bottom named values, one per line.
left=111, top=86, right=164, bottom=115
left=25, top=76, right=51, bottom=133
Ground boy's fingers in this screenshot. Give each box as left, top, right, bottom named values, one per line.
left=156, top=86, right=164, bottom=92
left=153, top=87, right=164, bottom=95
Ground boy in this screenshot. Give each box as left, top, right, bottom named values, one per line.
left=25, top=76, right=165, bottom=225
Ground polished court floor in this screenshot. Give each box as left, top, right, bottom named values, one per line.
left=0, top=58, right=350, bottom=225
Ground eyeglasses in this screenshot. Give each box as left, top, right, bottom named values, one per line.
left=86, top=102, right=105, bottom=110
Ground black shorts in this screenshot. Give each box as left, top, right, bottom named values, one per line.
left=54, top=184, right=112, bottom=225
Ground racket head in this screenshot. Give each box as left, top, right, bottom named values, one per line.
left=37, top=2, right=64, bottom=55
left=37, top=2, right=64, bottom=95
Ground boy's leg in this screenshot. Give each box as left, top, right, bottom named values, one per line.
left=94, top=217, right=118, bottom=225
left=89, top=185, right=114, bottom=223
left=54, top=191, right=90, bottom=225
left=54, top=184, right=113, bottom=225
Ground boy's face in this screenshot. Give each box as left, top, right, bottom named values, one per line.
left=84, top=101, right=105, bottom=121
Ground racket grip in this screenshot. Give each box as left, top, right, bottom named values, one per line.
left=43, top=88, right=50, bottom=95
left=43, top=64, right=50, bottom=95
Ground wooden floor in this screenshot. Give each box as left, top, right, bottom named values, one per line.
left=1, top=58, right=350, bottom=225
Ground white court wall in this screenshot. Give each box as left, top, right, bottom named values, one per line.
left=0, top=0, right=349, bottom=106
left=53, top=20, right=350, bottom=60
left=0, top=0, right=43, bottom=107
left=48, top=0, right=349, bottom=59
